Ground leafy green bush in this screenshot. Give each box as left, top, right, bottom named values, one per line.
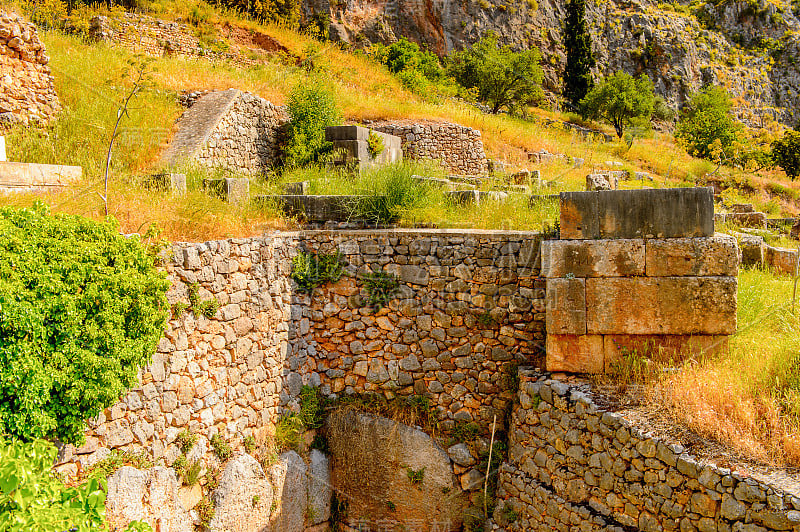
left=0, top=438, right=152, bottom=532
left=291, top=251, right=345, bottom=294
left=448, top=33, right=543, bottom=114
left=675, top=86, right=741, bottom=161
left=349, top=166, right=433, bottom=224
left=367, top=131, right=385, bottom=158
left=0, top=203, right=169, bottom=444
left=359, top=271, right=400, bottom=310
left=771, top=130, right=800, bottom=180
left=284, top=80, right=343, bottom=168
left=369, top=38, right=454, bottom=96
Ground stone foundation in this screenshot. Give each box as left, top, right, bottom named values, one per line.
left=495, top=370, right=800, bottom=531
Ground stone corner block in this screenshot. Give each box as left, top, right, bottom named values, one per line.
left=542, top=239, right=645, bottom=278
left=645, top=235, right=739, bottom=277
left=546, top=278, right=586, bottom=335
left=546, top=334, right=604, bottom=374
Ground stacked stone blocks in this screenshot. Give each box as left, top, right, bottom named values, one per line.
left=496, top=370, right=800, bottom=531
left=545, top=188, right=738, bottom=373
left=325, top=125, right=403, bottom=170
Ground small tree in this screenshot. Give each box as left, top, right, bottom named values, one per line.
left=580, top=71, right=655, bottom=138
left=448, top=33, right=543, bottom=114
left=284, top=80, right=343, bottom=168
left=562, top=0, right=596, bottom=110
left=771, top=130, right=800, bottom=180
left=675, top=86, right=741, bottom=161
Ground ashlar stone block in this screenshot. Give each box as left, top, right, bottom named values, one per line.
left=545, top=278, right=586, bottom=335
left=586, top=277, right=737, bottom=335
left=603, top=335, right=729, bottom=373
left=645, top=235, right=739, bottom=277
left=542, top=239, right=645, bottom=278
left=546, top=334, right=604, bottom=373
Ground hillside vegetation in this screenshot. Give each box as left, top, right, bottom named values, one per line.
left=1, top=0, right=799, bottom=467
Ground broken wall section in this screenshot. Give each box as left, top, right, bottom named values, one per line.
left=544, top=188, right=739, bottom=373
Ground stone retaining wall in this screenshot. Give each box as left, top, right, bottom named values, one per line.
left=56, top=236, right=294, bottom=476
left=282, top=229, right=546, bottom=431
left=495, top=369, right=800, bottom=531
left=365, top=120, right=489, bottom=176
left=0, top=11, right=60, bottom=125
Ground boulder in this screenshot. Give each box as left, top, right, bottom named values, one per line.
left=585, top=173, right=616, bottom=191
left=210, top=453, right=274, bottom=532
left=106, top=466, right=193, bottom=532
left=307, top=449, right=332, bottom=525
left=266, top=451, right=308, bottom=532
left=327, top=409, right=465, bottom=532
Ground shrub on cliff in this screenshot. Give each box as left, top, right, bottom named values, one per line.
left=447, top=33, right=544, bottom=114
left=284, top=80, right=343, bottom=168
left=0, top=203, right=169, bottom=444
left=771, top=129, right=800, bottom=180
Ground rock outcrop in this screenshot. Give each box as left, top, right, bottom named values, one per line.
left=314, top=0, right=800, bottom=126
left=327, top=409, right=466, bottom=532
left=106, top=466, right=193, bottom=532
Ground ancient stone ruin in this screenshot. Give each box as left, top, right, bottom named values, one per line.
left=0, top=11, right=60, bottom=125
left=545, top=188, right=738, bottom=372
left=161, top=89, right=289, bottom=175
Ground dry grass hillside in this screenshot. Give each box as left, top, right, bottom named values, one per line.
left=1, top=0, right=799, bottom=468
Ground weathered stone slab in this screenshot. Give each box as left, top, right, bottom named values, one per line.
left=146, top=173, right=186, bottom=195
left=645, top=235, right=739, bottom=277
left=327, top=126, right=403, bottom=169
left=106, top=466, right=193, bottom=532
left=546, top=334, right=604, bottom=373
left=603, top=335, right=729, bottom=372
left=727, top=211, right=767, bottom=228
left=560, top=188, right=715, bottom=240
left=203, top=177, right=250, bottom=205
left=765, top=245, right=798, bottom=275
left=542, top=239, right=645, bottom=278
left=210, top=453, right=274, bottom=532
left=559, top=191, right=599, bottom=239
left=0, top=161, right=82, bottom=189
left=585, top=173, right=618, bottom=191
left=586, top=277, right=737, bottom=335
left=258, top=195, right=364, bottom=222
left=282, top=181, right=309, bottom=195
left=546, top=278, right=586, bottom=335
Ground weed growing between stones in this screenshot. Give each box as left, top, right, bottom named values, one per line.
left=275, top=385, right=329, bottom=451
left=367, top=130, right=385, bottom=158
left=405, top=465, right=426, bottom=486
left=196, top=496, right=215, bottom=527
left=176, top=429, right=197, bottom=455
left=210, top=434, right=232, bottom=461
left=358, top=271, right=400, bottom=311
left=291, top=251, right=345, bottom=294
left=451, top=421, right=481, bottom=444
left=86, top=449, right=154, bottom=481
left=173, top=454, right=203, bottom=486
left=187, top=281, right=221, bottom=318
left=334, top=393, right=441, bottom=436
left=243, top=435, right=257, bottom=454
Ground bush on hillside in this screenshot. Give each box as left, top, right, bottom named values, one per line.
left=0, top=203, right=169, bottom=444
left=771, top=129, right=800, bottom=180
left=284, top=80, right=343, bottom=168
left=370, top=38, right=455, bottom=96
left=675, top=86, right=741, bottom=161
left=447, top=32, right=544, bottom=114
left=579, top=71, right=655, bottom=138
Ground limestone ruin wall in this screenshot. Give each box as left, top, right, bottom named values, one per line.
left=0, top=11, right=60, bottom=126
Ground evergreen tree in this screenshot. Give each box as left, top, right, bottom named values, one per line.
left=562, top=0, right=596, bottom=111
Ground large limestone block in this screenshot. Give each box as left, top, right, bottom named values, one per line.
left=106, top=466, right=193, bottom=532
left=210, top=453, right=274, bottom=532
left=542, top=239, right=645, bottom=278
left=545, top=278, right=586, bottom=335
left=560, top=188, right=714, bottom=239
left=546, top=334, right=604, bottom=373
left=645, top=235, right=739, bottom=277
left=266, top=451, right=308, bottom=532
left=586, top=277, right=737, bottom=335
left=765, top=245, right=798, bottom=275
left=327, top=410, right=465, bottom=532
left=307, top=449, right=332, bottom=526
left=603, top=335, right=729, bottom=372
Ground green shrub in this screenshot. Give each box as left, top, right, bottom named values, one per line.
left=0, top=437, right=153, bottom=532
left=275, top=413, right=304, bottom=451
left=284, top=80, right=343, bottom=168
left=359, top=271, right=400, bottom=310
left=675, top=86, right=741, bottom=161
left=210, top=434, right=232, bottom=462
left=0, top=203, right=169, bottom=444
left=367, top=131, right=385, bottom=158
left=771, top=130, right=800, bottom=180
left=579, top=71, right=655, bottom=138
left=349, top=165, right=432, bottom=224
left=299, top=385, right=325, bottom=429
left=176, top=429, right=197, bottom=455
left=290, top=251, right=345, bottom=294
left=243, top=435, right=257, bottom=454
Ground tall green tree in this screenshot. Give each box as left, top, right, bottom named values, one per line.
left=580, top=71, right=655, bottom=138
left=448, top=33, right=543, bottom=114
left=562, top=0, right=596, bottom=110
left=675, top=86, right=741, bottom=160
left=771, top=130, right=800, bottom=180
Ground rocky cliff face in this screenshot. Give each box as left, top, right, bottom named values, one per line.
left=312, top=0, right=800, bottom=126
